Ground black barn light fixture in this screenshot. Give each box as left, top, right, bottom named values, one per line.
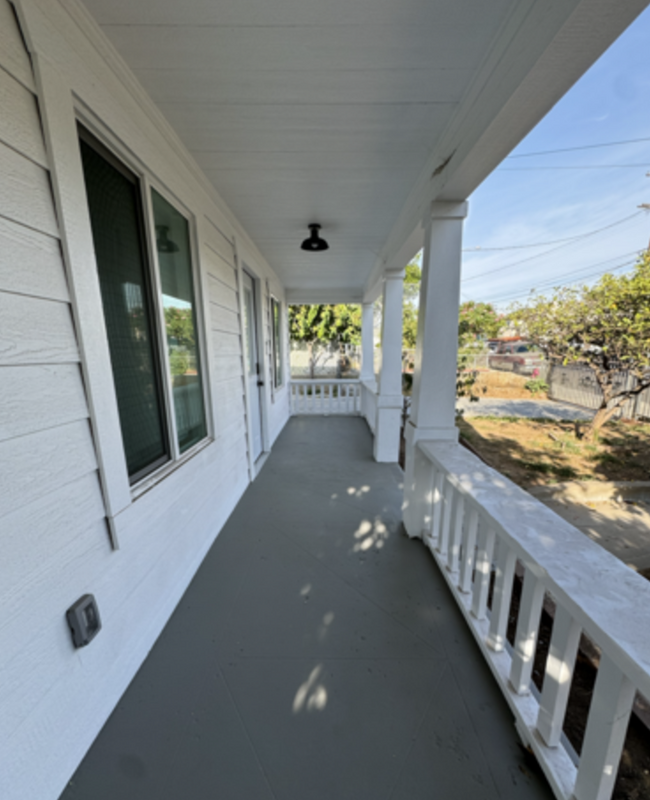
left=300, top=223, right=329, bottom=252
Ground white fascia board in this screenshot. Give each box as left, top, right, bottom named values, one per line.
left=368, top=0, right=650, bottom=296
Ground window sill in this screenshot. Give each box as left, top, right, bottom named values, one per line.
left=130, top=437, right=214, bottom=502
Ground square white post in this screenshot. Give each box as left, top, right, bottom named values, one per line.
left=374, top=271, right=404, bottom=462
left=403, top=201, right=468, bottom=537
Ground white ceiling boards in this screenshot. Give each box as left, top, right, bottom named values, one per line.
left=82, top=0, right=649, bottom=301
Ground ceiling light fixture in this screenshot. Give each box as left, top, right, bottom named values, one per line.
left=300, top=223, right=329, bottom=252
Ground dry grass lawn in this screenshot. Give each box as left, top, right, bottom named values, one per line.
left=457, top=416, right=650, bottom=488
left=472, top=369, right=544, bottom=400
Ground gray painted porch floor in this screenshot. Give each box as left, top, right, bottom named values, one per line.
left=60, top=417, right=554, bottom=800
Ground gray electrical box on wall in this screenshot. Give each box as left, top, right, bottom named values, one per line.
left=66, top=594, right=102, bottom=648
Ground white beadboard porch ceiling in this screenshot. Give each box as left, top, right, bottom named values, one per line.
left=82, top=0, right=648, bottom=302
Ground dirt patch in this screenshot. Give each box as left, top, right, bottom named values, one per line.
left=457, top=416, right=650, bottom=488
left=472, top=369, right=545, bottom=400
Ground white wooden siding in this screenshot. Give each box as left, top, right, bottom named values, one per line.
left=0, top=0, right=35, bottom=90
left=0, top=66, right=48, bottom=166
left=0, top=3, right=288, bottom=800
left=0, top=217, right=69, bottom=301
left=0, top=292, right=79, bottom=364
left=0, top=363, right=88, bottom=441
left=0, top=14, right=105, bottom=780
left=0, top=141, right=59, bottom=235
left=202, top=217, right=250, bottom=461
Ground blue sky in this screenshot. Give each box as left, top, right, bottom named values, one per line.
left=460, top=6, right=650, bottom=310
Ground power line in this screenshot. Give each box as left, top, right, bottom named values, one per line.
left=507, top=137, right=650, bottom=158
left=471, top=247, right=642, bottom=302
left=500, top=164, right=650, bottom=171
left=480, top=258, right=637, bottom=305
left=479, top=251, right=638, bottom=300
left=463, top=221, right=642, bottom=252
left=461, top=211, right=643, bottom=282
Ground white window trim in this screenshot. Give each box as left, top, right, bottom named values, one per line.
left=32, top=57, right=214, bottom=546
left=270, top=293, right=285, bottom=392
left=79, top=133, right=214, bottom=494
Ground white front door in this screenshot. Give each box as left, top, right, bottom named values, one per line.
left=243, top=271, right=264, bottom=461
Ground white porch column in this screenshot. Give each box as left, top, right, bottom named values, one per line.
left=374, top=271, right=404, bottom=462
left=359, top=302, right=375, bottom=382
left=403, top=201, right=468, bottom=538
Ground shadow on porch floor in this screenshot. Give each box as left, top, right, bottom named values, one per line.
left=59, top=417, right=553, bottom=800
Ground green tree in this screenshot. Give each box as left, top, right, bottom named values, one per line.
left=399, top=261, right=486, bottom=404
left=164, top=306, right=195, bottom=350
left=289, top=304, right=361, bottom=378
left=511, top=250, right=650, bottom=435
left=458, top=301, right=501, bottom=347
left=402, top=261, right=421, bottom=348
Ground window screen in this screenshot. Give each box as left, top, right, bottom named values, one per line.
left=151, top=189, right=208, bottom=453
left=79, top=134, right=169, bottom=481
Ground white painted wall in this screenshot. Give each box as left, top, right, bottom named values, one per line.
left=0, top=2, right=289, bottom=798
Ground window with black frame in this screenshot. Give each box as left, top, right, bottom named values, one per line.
left=271, top=297, right=283, bottom=388
left=79, top=127, right=208, bottom=484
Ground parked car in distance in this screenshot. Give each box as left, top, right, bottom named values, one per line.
left=488, top=341, right=544, bottom=374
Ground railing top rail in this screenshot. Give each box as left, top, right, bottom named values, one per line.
left=419, top=440, right=650, bottom=695
left=289, top=379, right=361, bottom=385
left=360, top=378, right=378, bottom=393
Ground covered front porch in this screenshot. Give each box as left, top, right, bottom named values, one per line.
left=60, top=416, right=552, bottom=800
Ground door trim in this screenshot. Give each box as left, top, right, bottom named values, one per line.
left=234, top=239, right=269, bottom=478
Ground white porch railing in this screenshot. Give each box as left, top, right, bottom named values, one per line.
left=290, top=380, right=360, bottom=415
left=412, top=441, right=650, bottom=800
left=360, top=379, right=378, bottom=433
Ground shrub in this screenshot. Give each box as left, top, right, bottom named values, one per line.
left=524, top=378, right=548, bottom=397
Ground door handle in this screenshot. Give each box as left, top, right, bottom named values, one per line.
left=257, top=380, right=264, bottom=387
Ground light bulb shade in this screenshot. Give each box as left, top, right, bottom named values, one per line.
left=300, top=223, right=329, bottom=252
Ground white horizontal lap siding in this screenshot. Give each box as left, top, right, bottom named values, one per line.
left=0, top=217, right=69, bottom=301
left=0, top=363, right=88, bottom=442
left=202, top=223, right=250, bottom=458
left=0, top=2, right=289, bottom=799
left=0, top=0, right=35, bottom=90
left=6, top=451, right=250, bottom=800
left=0, top=7, right=106, bottom=800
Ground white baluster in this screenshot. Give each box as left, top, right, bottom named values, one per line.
left=487, top=542, right=516, bottom=652
left=459, top=507, right=479, bottom=594
left=536, top=605, right=581, bottom=747
left=573, top=653, right=635, bottom=800
left=437, top=478, right=453, bottom=558
left=406, top=446, right=435, bottom=540
left=509, top=570, right=545, bottom=695
left=430, top=470, right=445, bottom=544
left=471, top=526, right=496, bottom=621
left=447, top=494, right=464, bottom=574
